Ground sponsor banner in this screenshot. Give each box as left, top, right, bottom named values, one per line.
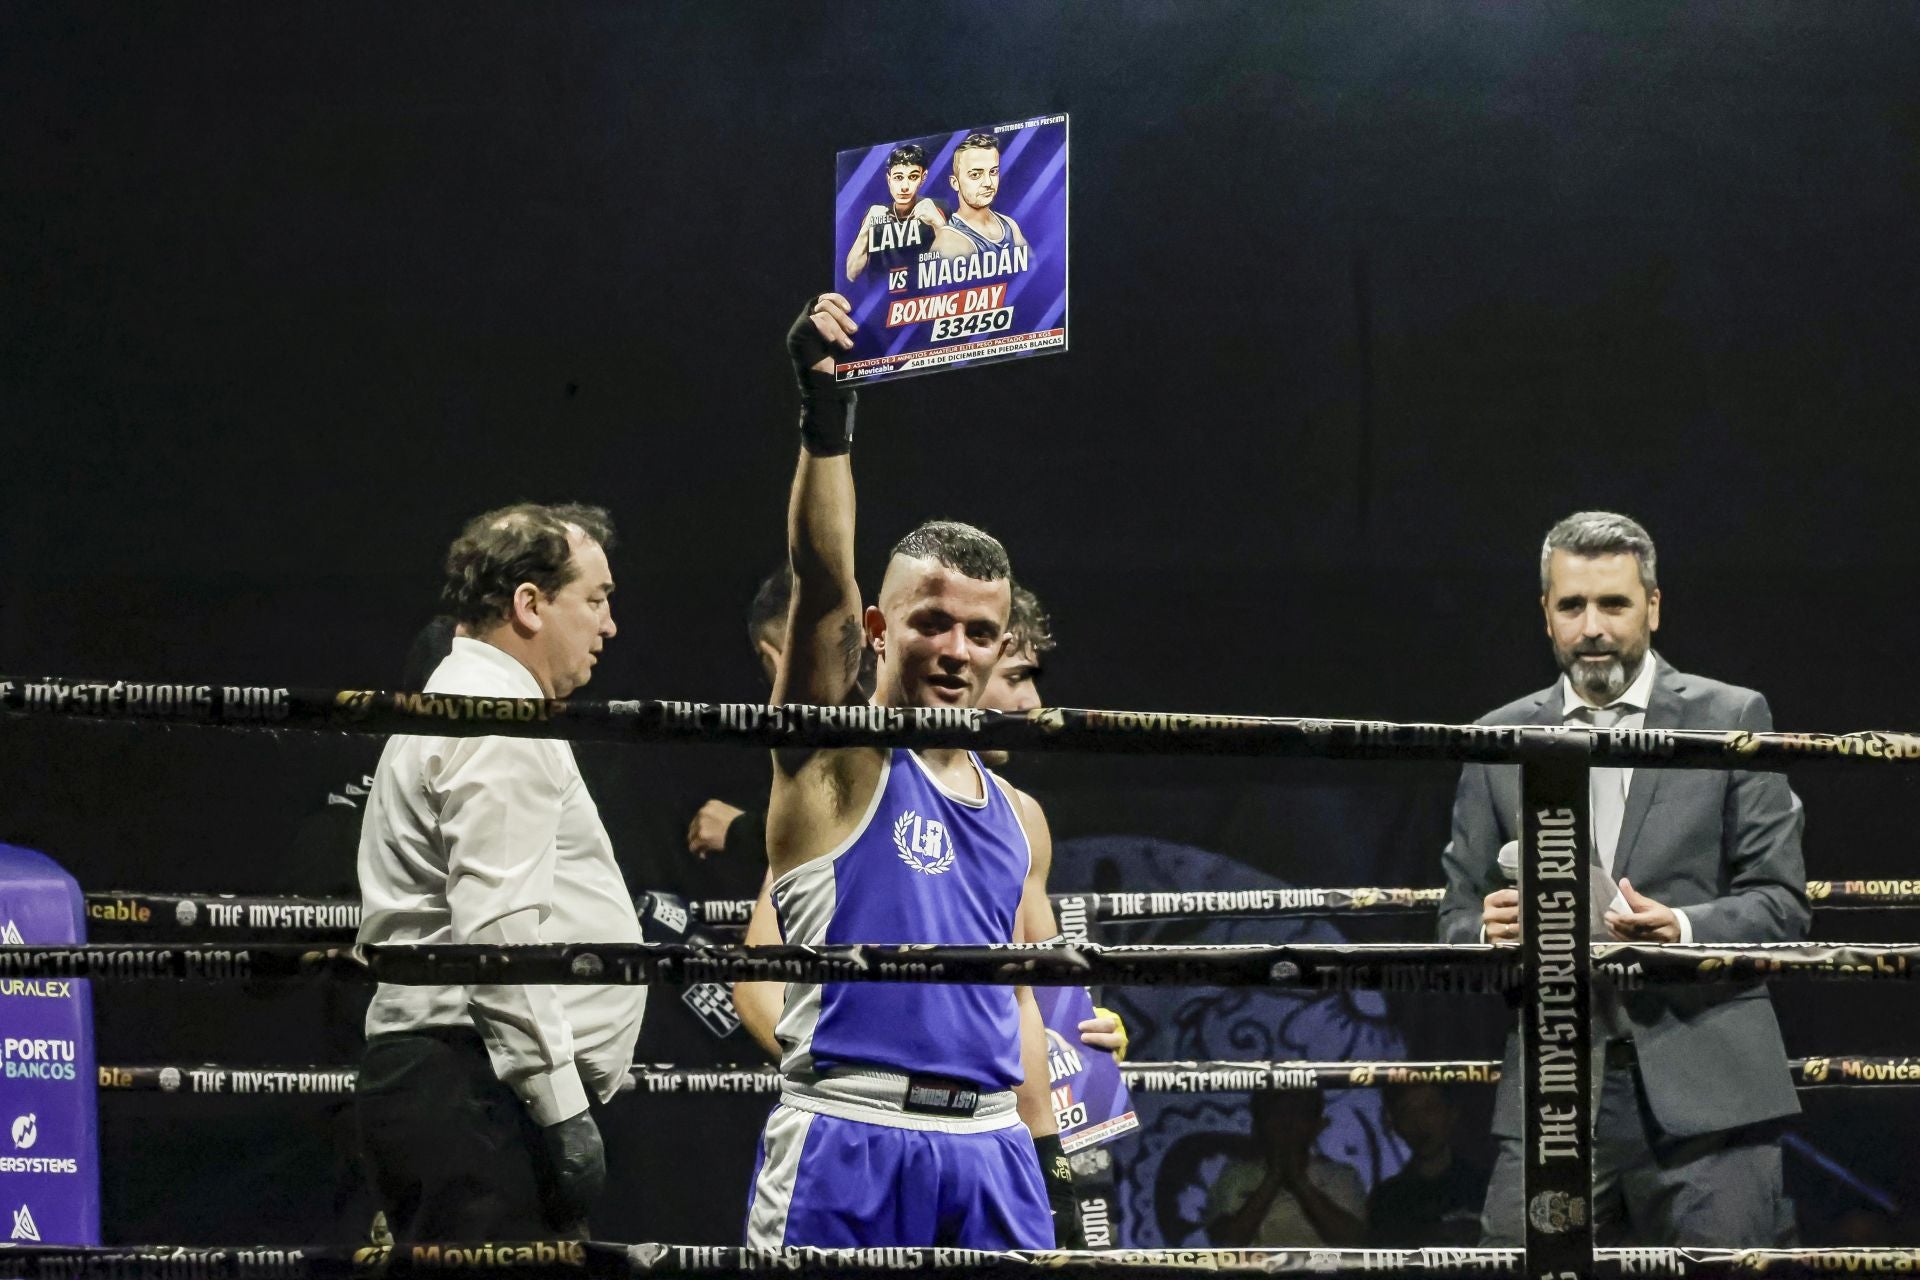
left=75, top=880, right=1917, bottom=952
left=1066, top=1144, right=1118, bottom=1249
left=638, top=893, right=742, bottom=1039
left=95, top=1055, right=1918, bottom=1099
left=1793, top=1056, right=1920, bottom=1088
left=689, top=898, right=753, bottom=929
left=11, top=674, right=1920, bottom=768
left=0, top=947, right=279, bottom=982
left=833, top=114, right=1067, bottom=384
left=1096, top=887, right=1443, bottom=922
left=1806, top=880, right=1920, bottom=908
left=1120, top=1061, right=1503, bottom=1092
left=370, top=1241, right=593, bottom=1269
left=84, top=894, right=361, bottom=938
left=1033, top=985, right=1137, bottom=1153
left=0, top=681, right=287, bottom=722
left=712, top=883, right=1920, bottom=926
left=97, top=1067, right=360, bottom=1096
left=0, top=844, right=100, bottom=1246
left=1520, top=758, right=1594, bottom=1279
left=8, top=1243, right=1920, bottom=1277
left=30, top=938, right=1920, bottom=990
left=1598, top=942, right=1920, bottom=984
left=623, top=1067, right=781, bottom=1096
left=97, top=1063, right=789, bottom=1096
left=0, top=940, right=1520, bottom=990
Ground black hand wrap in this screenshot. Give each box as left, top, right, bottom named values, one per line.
left=538, top=1109, right=607, bottom=1236
left=787, top=298, right=857, bottom=456
left=1034, top=1133, right=1085, bottom=1249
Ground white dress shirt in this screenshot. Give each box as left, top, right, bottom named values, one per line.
left=1559, top=652, right=1693, bottom=943
left=357, top=637, right=645, bottom=1125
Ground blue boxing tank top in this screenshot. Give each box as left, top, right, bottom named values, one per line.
left=771, top=748, right=1031, bottom=1091
left=942, top=210, right=1017, bottom=255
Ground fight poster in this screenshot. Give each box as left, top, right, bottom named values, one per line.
left=1034, top=983, right=1138, bottom=1154
left=833, top=114, right=1068, bottom=383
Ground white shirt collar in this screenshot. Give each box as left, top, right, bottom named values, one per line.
left=1559, top=649, right=1659, bottom=718
left=437, top=635, right=545, bottom=698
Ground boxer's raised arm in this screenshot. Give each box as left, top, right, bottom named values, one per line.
left=773, top=295, right=862, bottom=712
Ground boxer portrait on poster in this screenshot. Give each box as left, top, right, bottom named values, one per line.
left=831, top=114, right=1068, bottom=384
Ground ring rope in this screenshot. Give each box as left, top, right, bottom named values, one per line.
left=91, top=1055, right=1918, bottom=1096
left=6, top=1242, right=1919, bottom=1280
left=7, top=940, right=1920, bottom=987
left=76, top=880, right=1920, bottom=940
left=6, top=678, right=1918, bottom=768
left=0, top=941, right=1520, bottom=991
left=13, top=686, right=1912, bottom=1268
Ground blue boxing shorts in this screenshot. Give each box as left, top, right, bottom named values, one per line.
left=744, top=1076, right=1051, bottom=1248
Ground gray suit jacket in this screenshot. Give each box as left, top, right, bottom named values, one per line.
left=1437, top=655, right=1809, bottom=1140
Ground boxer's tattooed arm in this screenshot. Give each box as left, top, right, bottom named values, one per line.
left=772, top=449, right=858, bottom=711
left=772, top=298, right=866, bottom=786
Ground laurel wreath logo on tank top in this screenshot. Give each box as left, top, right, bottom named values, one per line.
left=892, top=810, right=956, bottom=875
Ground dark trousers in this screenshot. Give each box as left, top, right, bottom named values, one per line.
left=1482, top=1053, right=1788, bottom=1246
left=356, top=1026, right=570, bottom=1242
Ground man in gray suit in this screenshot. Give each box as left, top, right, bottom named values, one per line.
left=1439, top=510, right=1808, bottom=1246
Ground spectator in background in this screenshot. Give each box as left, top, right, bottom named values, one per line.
left=687, top=562, right=885, bottom=874
left=1206, top=1089, right=1366, bottom=1246
left=684, top=566, right=793, bottom=867
left=1366, top=1085, right=1489, bottom=1246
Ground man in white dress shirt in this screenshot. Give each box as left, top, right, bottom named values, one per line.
left=355, top=502, right=644, bottom=1241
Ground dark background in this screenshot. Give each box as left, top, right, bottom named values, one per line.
left=4, top=0, right=1920, bottom=1248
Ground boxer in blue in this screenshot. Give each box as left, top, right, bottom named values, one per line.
left=742, top=294, right=1061, bottom=1249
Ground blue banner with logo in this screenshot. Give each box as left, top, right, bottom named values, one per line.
left=0, top=844, right=100, bottom=1246
left=833, top=113, right=1069, bottom=384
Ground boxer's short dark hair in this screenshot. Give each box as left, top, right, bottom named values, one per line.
left=886, top=144, right=929, bottom=171
left=747, top=562, right=793, bottom=645
left=889, top=519, right=1011, bottom=585
left=1009, top=584, right=1055, bottom=657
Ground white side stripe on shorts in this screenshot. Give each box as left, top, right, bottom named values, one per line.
left=746, top=1103, right=815, bottom=1247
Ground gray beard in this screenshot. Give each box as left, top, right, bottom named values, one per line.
left=1566, top=651, right=1643, bottom=705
